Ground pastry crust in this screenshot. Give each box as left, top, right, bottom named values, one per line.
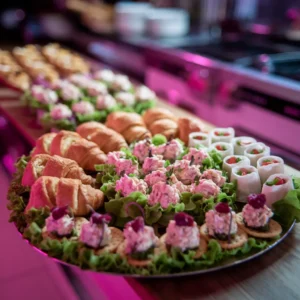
left=178, top=117, right=205, bottom=145
left=236, top=213, right=282, bottom=238
left=149, top=119, right=178, bottom=139
left=143, top=108, right=177, bottom=127
left=26, top=176, right=104, bottom=216
left=32, top=133, right=57, bottom=156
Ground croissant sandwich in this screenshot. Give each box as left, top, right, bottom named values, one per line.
left=106, top=112, right=151, bottom=144
left=143, top=108, right=178, bottom=139
left=26, top=176, right=104, bottom=216
left=31, top=133, right=57, bottom=156
left=77, top=122, right=128, bottom=153
left=178, top=117, right=205, bottom=145
left=22, top=154, right=94, bottom=187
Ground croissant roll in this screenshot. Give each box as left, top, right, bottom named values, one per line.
left=50, top=131, right=107, bottom=170
left=26, top=177, right=104, bottom=216
left=143, top=108, right=177, bottom=127
left=178, top=117, right=205, bottom=146
left=106, top=112, right=145, bottom=134
left=77, top=122, right=128, bottom=153
left=149, top=119, right=178, bottom=137
left=31, top=133, right=57, bottom=156
left=122, top=126, right=152, bottom=144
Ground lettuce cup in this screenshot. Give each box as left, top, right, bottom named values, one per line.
left=231, top=166, right=261, bottom=202
left=257, top=156, right=284, bottom=184
left=210, top=127, right=235, bottom=143
left=232, top=136, right=257, bottom=155
left=262, top=174, right=294, bottom=208
left=209, top=142, right=234, bottom=159
left=244, top=142, right=270, bottom=166
left=222, top=155, right=251, bottom=177
left=188, top=132, right=210, bottom=148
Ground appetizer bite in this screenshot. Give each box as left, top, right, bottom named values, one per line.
left=135, top=85, right=156, bottom=103
left=200, top=202, right=248, bottom=249
left=231, top=166, right=261, bottom=202
left=107, top=151, right=138, bottom=176
left=222, top=155, right=251, bottom=177
left=244, top=142, right=270, bottom=166
left=80, top=213, right=123, bottom=254
left=236, top=194, right=282, bottom=238
left=232, top=136, right=257, bottom=155
left=117, top=217, right=159, bottom=266
left=209, top=142, right=234, bottom=159
left=257, top=156, right=284, bottom=183
left=191, top=179, right=220, bottom=198
left=262, top=174, right=294, bottom=207
left=178, top=117, right=205, bottom=146
left=210, top=127, right=235, bottom=143
left=94, top=69, right=115, bottom=85
left=160, top=213, right=207, bottom=258
left=188, top=132, right=210, bottom=148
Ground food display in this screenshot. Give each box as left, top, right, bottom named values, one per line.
left=7, top=119, right=300, bottom=277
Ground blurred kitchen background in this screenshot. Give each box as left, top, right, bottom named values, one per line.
left=0, top=0, right=300, bottom=299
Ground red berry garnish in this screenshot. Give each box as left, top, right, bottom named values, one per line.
left=251, top=149, right=260, bottom=154
left=247, top=194, right=266, bottom=209
left=174, top=212, right=194, bottom=227
left=126, top=216, right=145, bottom=232
left=215, top=202, right=230, bottom=214
left=224, top=132, right=230, bottom=136
left=274, top=177, right=286, bottom=185
left=51, top=205, right=69, bottom=220
left=227, top=157, right=237, bottom=164
left=216, top=145, right=226, bottom=151
left=91, top=213, right=112, bottom=225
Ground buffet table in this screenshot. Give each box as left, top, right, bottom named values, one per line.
left=1, top=92, right=300, bottom=299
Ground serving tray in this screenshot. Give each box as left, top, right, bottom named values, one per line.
left=20, top=221, right=295, bottom=279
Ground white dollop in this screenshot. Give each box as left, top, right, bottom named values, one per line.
left=232, top=136, right=257, bottom=155
left=46, top=215, right=74, bottom=236
left=222, top=155, right=251, bottom=177
left=201, top=169, right=226, bottom=187
left=171, top=159, right=201, bottom=185
left=86, top=81, right=107, bottom=97
left=210, top=127, right=235, bottom=143
left=231, top=166, right=261, bottom=203
left=124, top=225, right=158, bottom=254
left=135, top=85, right=156, bottom=102
left=80, top=222, right=111, bottom=248
left=72, top=101, right=95, bottom=115
left=191, top=179, right=220, bottom=198
left=209, top=142, right=234, bottom=159
left=50, top=104, right=73, bottom=120
left=96, top=94, right=117, bottom=110
left=60, top=83, right=82, bottom=101
left=94, top=69, right=115, bottom=83
left=165, top=220, right=200, bottom=252
left=244, top=142, right=271, bottom=166
left=183, top=147, right=209, bottom=165
left=205, top=209, right=237, bottom=236
left=142, top=156, right=165, bottom=174
left=69, top=74, right=92, bottom=88
left=257, top=156, right=285, bottom=184
left=115, top=175, right=148, bottom=197
left=111, top=74, right=132, bottom=92
left=115, top=92, right=135, bottom=106
left=31, top=85, right=58, bottom=105
left=148, top=182, right=180, bottom=209
left=262, top=173, right=294, bottom=208
left=242, top=204, right=273, bottom=228
left=188, top=132, right=210, bottom=148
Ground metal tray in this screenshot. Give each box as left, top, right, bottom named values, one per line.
left=21, top=221, right=295, bottom=279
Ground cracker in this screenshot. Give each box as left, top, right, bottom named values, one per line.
left=95, top=227, right=124, bottom=255
left=117, top=242, right=152, bottom=267
left=200, top=224, right=248, bottom=249
left=236, top=213, right=282, bottom=238
left=41, top=226, right=77, bottom=241
left=159, top=234, right=207, bottom=259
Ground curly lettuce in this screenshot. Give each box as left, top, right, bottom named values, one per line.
left=40, top=113, right=76, bottom=131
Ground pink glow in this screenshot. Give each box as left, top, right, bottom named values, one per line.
left=2, top=154, right=16, bottom=174
left=182, top=53, right=212, bottom=67
left=251, top=24, right=271, bottom=35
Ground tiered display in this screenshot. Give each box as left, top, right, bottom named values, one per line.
left=7, top=108, right=300, bottom=276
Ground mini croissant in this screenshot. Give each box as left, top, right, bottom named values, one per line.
left=106, top=112, right=151, bottom=144
left=178, top=117, right=205, bottom=145
left=22, top=154, right=94, bottom=187
left=31, top=133, right=57, bottom=156
left=26, top=176, right=104, bottom=216
left=143, top=108, right=178, bottom=139
left=77, top=122, right=128, bottom=153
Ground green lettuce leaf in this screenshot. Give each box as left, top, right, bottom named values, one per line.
left=152, top=134, right=167, bottom=146
left=76, top=111, right=107, bottom=123
left=40, top=113, right=76, bottom=131
left=23, top=222, right=43, bottom=246
left=25, top=207, right=50, bottom=228
left=134, top=100, right=156, bottom=115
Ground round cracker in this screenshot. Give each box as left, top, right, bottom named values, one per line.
left=200, top=224, right=248, bottom=250
left=159, top=234, right=207, bottom=259
left=41, top=226, right=77, bottom=241
left=117, top=241, right=152, bottom=267
left=95, top=227, right=124, bottom=255
left=236, top=213, right=282, bottom=238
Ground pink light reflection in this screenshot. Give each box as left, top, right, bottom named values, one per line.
left=251, top=24, right=271, bottom=35
left=182, top=53, right=213, bottom=67
left=2, top=154, right=16, bottom=174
